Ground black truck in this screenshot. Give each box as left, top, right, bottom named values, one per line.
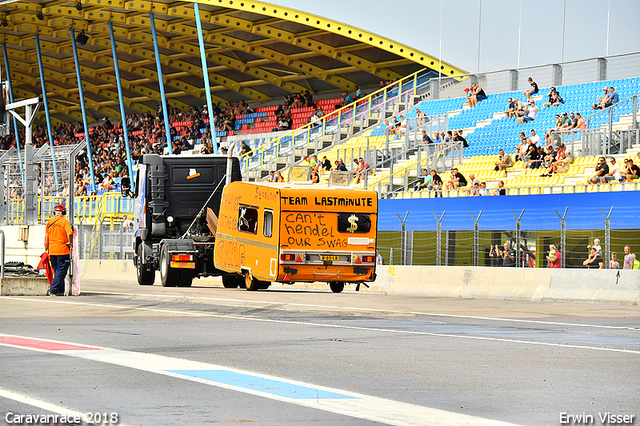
left=129, top=153, right=242, bottom=287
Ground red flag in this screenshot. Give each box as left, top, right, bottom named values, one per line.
left=37, top=252, right=54, bottom=285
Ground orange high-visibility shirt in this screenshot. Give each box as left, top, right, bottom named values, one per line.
left=46, top=217, right=72, bottom=255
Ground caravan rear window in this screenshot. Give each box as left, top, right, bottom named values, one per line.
left=238, top=206, right=258, bottom=234
left=337, top=213, right=371, bottom=233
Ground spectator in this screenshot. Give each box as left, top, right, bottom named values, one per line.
left=321, top=156, right=332, bottom=171
left=353, top=85, right=364, bottom=99
left=478, top=182, right=489, bottom=196
left=444, top=168, right=467, bottom=190
left=422, top=129, right=434, bottom=145
left=414, top=169, right=432, bottom=191
left=524, top=145, right=544, bottom=169
left=517, top=100, right=538, bottom=124
left=583, top=247, right=604, bottom=269
left=501, top=241, right=516, bottom=267
left=515, top=132, right=529, bottom=161
left=310, top=172, right=320, bottom=184
left=623, top=245, right=636, bottom=269
left=587, top=156, right=609, bottom=184
left=303, top=90, right=314, bottom=108
left=355, top=157, right=371, bottom=183
left=505, top=98, right=516, bottom=117
left=467, top=83, right=487, bottom=107
left=429, top=169, right=443, bottom=196
left=607, top=87, right=620, bottom=107
left=576, top=112, right=586, bottom=129
left=454, top=130, right=468, bottom=147
left=489, top=244, right=503, bottom=267
left=493, top=180, right=506, bottom=195
left=494, top=149, right=514, bottom=171
left=546, top=244, right=561, bottom=268
left=523, top=77, right=539, bottom=102
left=266, top=171, right=276, bottom=182
left=376, top=249, right=383, bottom=265
left=529, top=129, right=541, bottom=146
left=609, top=252, right=620, bottom=269
left=592, top=86, right=611, bottom=110
left=602, top=157, right=622, bottom=182
left=558, top=112, right=573, bottom=131
left=542, top=87, right=559, bottom=108
left=621, top=158, right=640, bottom=182
left=542, top=145, right=572, bottom=176
left=275, top=171, right=285, bottom=182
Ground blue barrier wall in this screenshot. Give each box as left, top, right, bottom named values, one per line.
left=379, top=192, right=640, bottom=231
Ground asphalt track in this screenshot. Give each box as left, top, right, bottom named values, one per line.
left=0, top=279, right=638, bottom=426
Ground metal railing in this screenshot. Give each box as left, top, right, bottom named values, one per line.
left=237, top=69, right=439, bottom=173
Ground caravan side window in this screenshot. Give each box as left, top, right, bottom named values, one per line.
left=238, top=205, right=258, bottom=234
left=263, top=210, right=273, bottom=238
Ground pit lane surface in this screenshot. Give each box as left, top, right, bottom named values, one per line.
left=1, top=279, right=638, bottom=426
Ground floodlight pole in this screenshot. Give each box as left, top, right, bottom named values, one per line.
left=149, top=12, right=173, bottom=154
left=70, top=28, right=96, bottom=193
left=35, top=34, right=61, bottom=192
left=194, top=2, right=218, bottom=154
left=554, top=207, right=569, bottom=269
left=599, top=206, right=614, bottom=269
left=108, top=22, right=135, bottom=192
left=2, top=43, right=24, bottom=185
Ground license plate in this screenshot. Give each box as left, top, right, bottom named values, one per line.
left=321, top=255, right=340, bottom=261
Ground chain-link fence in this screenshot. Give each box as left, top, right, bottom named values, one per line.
left=378, top=205, right=639, bottom=268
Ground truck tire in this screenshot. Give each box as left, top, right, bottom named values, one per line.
left=160, top=245, right=179, bottom=287
left=244, top=272, right=269, bottom=291
left=222, top=275, right=242, bottom=288
left=136, top=245, right=155, bottom=286
left=330, top=282, right=345, bottom=293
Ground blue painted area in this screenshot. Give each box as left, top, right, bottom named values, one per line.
left=379, top=191, right=640, bottom=231
left=166, top=370, right=358, bottom=400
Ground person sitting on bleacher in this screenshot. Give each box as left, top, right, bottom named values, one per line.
left=515, top=132, right=529, bottom=161
left=601, top=157, right=623, bottom=183
left=454, top=130, right=468, bottom=147
left=492, top=180, right=506, bottom=196
left=303, top=90, right=315, bottom=108
left=523, top=77, right=539, bottom=102
left=587, top=156, right=609, bottom=184
left=321, top=156, right=332, bottom=172
left=444, top=168, right=467, bottom=190
left=542, top=144, right=572, bottom=176
left=517, top=100, right=538, bottom=124
left=505, top=98, right=516, bottom=118
left=494, top=149, right=514, bottom=171
left=353, top=86, right=363, bottom=100
left=422, top=130, right=434, bottom=144
left=428, top=169, right=443, bottom=195
left=576, top=112, right=586, bottom=129
left=592, top=86, right=611, bottom=110
left=524, top=145, right=543, bottom=169
left=622, top=158, right=640, bottom=182
left=467, top=83, right=487, bottom=107
left=414, top=169, right=432, bottom=191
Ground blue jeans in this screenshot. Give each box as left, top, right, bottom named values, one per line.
left=49, top=254, right=70, bottom=295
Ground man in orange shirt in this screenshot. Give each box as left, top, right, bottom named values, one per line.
left=44, top=204, right=73, bottom=296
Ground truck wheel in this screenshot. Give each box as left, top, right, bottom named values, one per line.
left=136, top=245, right=155, bottom=286
left=222, top=275, right=241, bottom=288
left=244, top=272, right=268, bottom=291
left=330, top=282, right=345, bottom=293
left=160, top=245, right=179, bottom=287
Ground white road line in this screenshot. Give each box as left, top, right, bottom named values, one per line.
left=0, top=387, right=135, bottom=426
left=4, top=297, right=640, bottom=355
left=88, top=290, right=640, bottom=331
left=0, top=334, right=522, bottom=426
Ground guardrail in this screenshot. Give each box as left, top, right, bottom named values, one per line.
left=237, top=68, right=438, bottom=173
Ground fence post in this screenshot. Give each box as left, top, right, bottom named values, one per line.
left=396, top=212, right=409, bottom=265
left=511, top=209, right=525, bottom=267
left=470, top=211, right=483, bottom=267
left=599, top=206, right=614, bottom=269
left=608, top=107, right=613, bottom=155
left=554, top=207, right=569, bottom=269
left=389, top=247, right=393, bottom=265
left=433, top=211, right=446, bottom=266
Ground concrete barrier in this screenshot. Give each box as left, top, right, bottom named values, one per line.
left=0, top=276, right=49, bottom=296
left=74, top=260, right=640, bottom=304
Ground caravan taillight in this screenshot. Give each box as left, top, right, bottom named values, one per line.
left=280, top=253, right=295, bottom=261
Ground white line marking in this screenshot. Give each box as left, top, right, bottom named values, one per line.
left=0, top=334, right=522, bottom=426
left=0, top=387, right=135, bottom=426
left=85, top=290, right=640, bottom=331
left=4, top=297, right=640, bottom=355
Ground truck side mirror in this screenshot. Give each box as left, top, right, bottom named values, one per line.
left=121, top=177, right=132, bottom=197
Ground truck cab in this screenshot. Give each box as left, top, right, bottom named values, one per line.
left=132, top=153, right=242, bottom=287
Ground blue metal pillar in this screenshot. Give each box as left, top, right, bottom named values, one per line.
left=35, top=35, right=61, bottom=192
left=2, top=43, right=24, bottom=185
left=108, top=22, right=134, bottom=191
left=149, top=12, right=173, bottom=154
left=70, top=28, right=96, bottom=192
left=193, top=2, right=218, bottom=154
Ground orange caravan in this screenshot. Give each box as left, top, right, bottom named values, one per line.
left=214, top=176, right=378, bottom=293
